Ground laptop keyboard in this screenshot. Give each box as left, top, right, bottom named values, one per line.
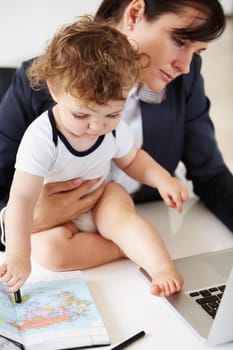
left=189, top=285, right=226, bottom=319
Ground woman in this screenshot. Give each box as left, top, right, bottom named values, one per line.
left=0, top=0, right=232, bottom=270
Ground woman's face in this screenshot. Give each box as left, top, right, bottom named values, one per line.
left=120, top=6, right=208, bottom=92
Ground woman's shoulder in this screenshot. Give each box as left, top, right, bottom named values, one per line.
left=14, top=58, right=35, bottom=90
left=15, top=58, right=54, bottom=118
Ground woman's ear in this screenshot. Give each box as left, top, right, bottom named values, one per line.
left=126, top=0, right=145, bottom=29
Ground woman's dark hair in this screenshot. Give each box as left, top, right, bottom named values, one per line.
left=95, top=0, right=225, bottom=42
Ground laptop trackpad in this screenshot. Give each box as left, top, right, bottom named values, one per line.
left=204, top=249, right=233, bottom=278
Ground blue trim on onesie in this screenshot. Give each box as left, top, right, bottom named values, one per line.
left=48, top=108, right=105, bottom=157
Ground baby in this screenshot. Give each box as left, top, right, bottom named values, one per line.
left=0, top=16, right=189, bottom=297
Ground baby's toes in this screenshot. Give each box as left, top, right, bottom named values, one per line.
left=151, top=282, right=170, bottom=297
left=150, top=283, right=163, bottom=296
left=165, top=280, right=177, bottom=295
left=0, top=264, right=7, bottom=277
left=174, top=276, right=184, bottom=291
left=0, top=269, right=6, bottom=277
left=159, top=281, right=178, bottom=297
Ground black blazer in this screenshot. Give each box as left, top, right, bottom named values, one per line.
left=0, top=67, right=16, bottom=102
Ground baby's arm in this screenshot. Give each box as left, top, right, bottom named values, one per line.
left=0, top=170, right=43, bottom=292
left=114, top=147, right=189, bottom=212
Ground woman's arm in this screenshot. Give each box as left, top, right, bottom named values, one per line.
left=182, top=55, right=233, bottom=232
left=193, top=169, right=233, bottom=232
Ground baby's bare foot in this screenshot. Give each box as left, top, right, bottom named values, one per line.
left=150, top=268, right=184, bottom=297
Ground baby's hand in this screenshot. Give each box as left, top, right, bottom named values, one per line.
left=0, top=254, right=31, bottom=292
left=158, top=177, right=189, bottom=212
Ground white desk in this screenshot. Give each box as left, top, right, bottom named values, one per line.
left=1, top=196, right=233, bottom=349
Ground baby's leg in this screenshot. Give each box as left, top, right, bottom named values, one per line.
left=31, top=223, right=124, bottom=271
left=93, top=182, right=183, bottom=296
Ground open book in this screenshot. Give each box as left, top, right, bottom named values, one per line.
left=0, top=273, right=110, bottom=350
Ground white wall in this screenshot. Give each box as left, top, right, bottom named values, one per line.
left=0, top=0, right=102, bottom=67
left=1, top=0, right=232, bottom=67
left=221, top=0, right=233, bottom=15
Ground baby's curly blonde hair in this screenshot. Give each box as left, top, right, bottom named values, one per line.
left=27, top=15, right=147, bottom=105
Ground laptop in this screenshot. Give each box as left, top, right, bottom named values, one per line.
left=140, top=247, right=233, bottom=346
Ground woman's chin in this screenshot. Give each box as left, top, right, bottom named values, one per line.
left=142, top=77, right=167, bottom=93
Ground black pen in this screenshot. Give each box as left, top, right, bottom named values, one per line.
left=14, top=289, right=22, bottom=303
left=111, top=330, right=145, bottom=350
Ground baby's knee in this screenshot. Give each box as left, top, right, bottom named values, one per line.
left=96, top=186, right=135, bottom=221
left=32, top=227, right=75, bottom=271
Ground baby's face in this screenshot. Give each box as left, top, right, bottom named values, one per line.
left=54, top=92, right=127, bottom=139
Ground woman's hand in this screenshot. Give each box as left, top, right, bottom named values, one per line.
left=32, top=178, right=106, bottom=233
